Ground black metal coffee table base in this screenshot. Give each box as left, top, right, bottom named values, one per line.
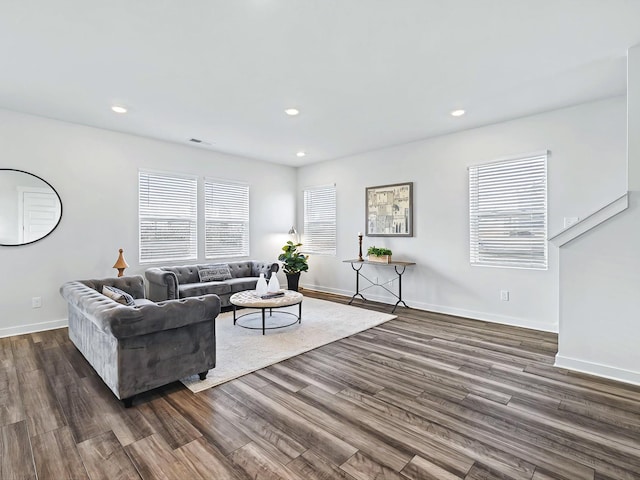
left=233, top=303, right=302, bottom=335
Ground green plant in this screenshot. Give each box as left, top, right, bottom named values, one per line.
left=278, top=241, right=309, bottom=274
left=367, top=246, right=392, bottom=256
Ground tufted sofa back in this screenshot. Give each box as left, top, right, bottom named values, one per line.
left=81, top=275, right=146, bottom=299
left=145, top=260, right=279, bottom=302
left=158, top=265, right=201, bottom=284
left=157, top=261, right=278, bottom=283
left=155, top=261, right=271, bottom=283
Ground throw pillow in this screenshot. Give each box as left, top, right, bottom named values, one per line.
left=102, top=285, right=136, bottom=306
left=198, top=263, right=232, bottom=282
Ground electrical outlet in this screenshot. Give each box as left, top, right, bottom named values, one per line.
left=500, top=290, right=510, bottom=301
left=32, top=297, right=42, bottom=308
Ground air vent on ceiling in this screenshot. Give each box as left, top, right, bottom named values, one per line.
left=187, top=138, right=214, bottom=146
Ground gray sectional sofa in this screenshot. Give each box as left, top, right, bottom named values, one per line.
left=59, top=275, right=220, bottom=407
left=145, top=260, right=279, bottom=307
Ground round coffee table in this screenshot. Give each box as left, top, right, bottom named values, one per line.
left=230, top=290, right=303, bottom=335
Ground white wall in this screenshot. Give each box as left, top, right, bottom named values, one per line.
left=297, top=97, right=627, bottom=332
left=556, top=45, right=640, bottom=386
left=0, top=109, right=296, bottom=337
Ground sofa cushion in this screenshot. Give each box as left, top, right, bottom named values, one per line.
left=179, top=282, right=231, bottom=298
left=228, top=262, right=252, bottom=278
left=226, top=277, right=259, bottom=293
left=198, top=264, right=232, bottom=282
left=252, top=261, right=277, bottom=277
left=102, top=285, right=136, bottom=306
left=162, top=265, right=201, bottom=284
left=133, top=298, right=155, bottom=307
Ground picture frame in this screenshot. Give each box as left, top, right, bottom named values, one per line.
left=366, top=182, right=413, bottom=237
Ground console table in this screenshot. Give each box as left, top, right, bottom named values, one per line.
left=343, top=259, right=416, bottom=313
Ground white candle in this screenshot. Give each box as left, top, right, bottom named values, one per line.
left=358, top=232, right=362, bottom=236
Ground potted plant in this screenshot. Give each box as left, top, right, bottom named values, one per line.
left=367, top=246, right=392, bottom=263
left=278, top=241, right=309, bottom=291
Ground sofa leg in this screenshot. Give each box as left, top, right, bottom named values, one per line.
left=122, top=397, right=134, bottom=408
left=198, top=371, right=208, bottom=381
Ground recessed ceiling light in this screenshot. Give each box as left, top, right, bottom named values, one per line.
left=285, top=108, right=300, bottom=116
left=296, top=151, right=306, bottom=157
left=451, top=109, right=465, bottom=117
left=111, top=105, right=128, bottom=113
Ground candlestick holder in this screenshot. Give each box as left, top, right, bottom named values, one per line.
left=113, top=248, right=129, bottom=277
left=358, top=234, right=363, bottom=261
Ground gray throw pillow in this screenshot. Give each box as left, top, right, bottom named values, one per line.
left=198, top=264, right=232, bottom=282
left=102, top=285, right=136, bottom=306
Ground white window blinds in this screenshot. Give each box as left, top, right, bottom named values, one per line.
left=139, top=170, right=198, bottom=263
left=205, top=179, right=249, bottom=259
left=469, top=152, right=547, bottom=270
left=303, top=185, right=336, bottom=255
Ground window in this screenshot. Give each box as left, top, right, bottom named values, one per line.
left=469, top=152, right=547, bottom=269
left=303, top=184, right=337, bottom=255
left=139, top=170, right=197, bottom=263
left=204, top=179, right=249, bottom=259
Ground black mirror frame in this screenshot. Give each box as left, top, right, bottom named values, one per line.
left=0, top=168, right=63, bottom=247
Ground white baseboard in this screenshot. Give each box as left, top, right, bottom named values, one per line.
left=0, top=318, right=68, bottom=338
left=301, top=282, right=558, bottom=333
left=554, top=354, right=640, bottom=387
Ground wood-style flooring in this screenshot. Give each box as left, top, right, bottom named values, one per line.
left=1, top=291, right=640, bottom=479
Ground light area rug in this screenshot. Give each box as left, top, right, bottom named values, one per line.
left=181, top=297, right=396, bottom=393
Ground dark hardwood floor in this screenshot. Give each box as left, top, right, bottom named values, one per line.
left=1, top=291, right=640, bottom=479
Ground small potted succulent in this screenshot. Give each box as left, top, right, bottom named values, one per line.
left=278, top=241, right=309, bottom=291
left=367, top=246, right=392, bottom=263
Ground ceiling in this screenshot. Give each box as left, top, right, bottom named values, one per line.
left=1, top=1, right=639, bottom=167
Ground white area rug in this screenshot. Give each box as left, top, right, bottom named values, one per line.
left=181, top=297, right=396, bottom=393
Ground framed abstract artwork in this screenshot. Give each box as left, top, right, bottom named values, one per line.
left=365, top=182, right=413, bottom=236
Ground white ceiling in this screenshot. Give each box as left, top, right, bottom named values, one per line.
left=1, top=1, right=639, bottom=167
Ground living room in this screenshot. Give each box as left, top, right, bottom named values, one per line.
left=2, top=1, right=640, bottom=479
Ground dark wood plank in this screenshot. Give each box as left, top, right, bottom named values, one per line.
left=401, top=454, right=465, bottom=479
left=227, top=441, right=302, bottom=480
left=77, top=430, right=141, bottom=480
left=336, top=388, right=509, bottom=478
left=339, top=451, right=407, bottom=480
left=174, top=438, right=252, bottom=480
left=0, top=420, right=36, bottom=480
left=301, top=385, right=523, bottom=478
left=52, top=373, right=111, bottom=443
left=165, top=387, right=253, bottom=455
left=31, top=426, right=89, bottom=479
left=10, top=336, right=42, bottom=373
left=287, top=449, right=359, bottom=480
left=200, top=386, right=307, bottom=464
left=220, top=377, right=359, bottom=466
left=237, top=375, right=412, bottom=471
left=125, top=433, right=203, bottom=480
left=19, top=368, right=66, bottom=436
left=136, top=394, right=200, bottom=449
left=0, top=367, right=24, bottom=427
left=80, top=374, right=156, bottom=446
left=0, top=336, right=14, bottom=370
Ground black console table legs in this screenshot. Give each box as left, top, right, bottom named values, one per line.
left=345, top=260, right=414, bottom=313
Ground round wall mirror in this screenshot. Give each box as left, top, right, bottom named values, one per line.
left=0, top=169, right=63, bottom=246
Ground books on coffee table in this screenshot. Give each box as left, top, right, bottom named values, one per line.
left=260, top=291, right=285, bottom=299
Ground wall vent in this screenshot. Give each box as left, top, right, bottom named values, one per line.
left=187, top=138, right=214, bottom=146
